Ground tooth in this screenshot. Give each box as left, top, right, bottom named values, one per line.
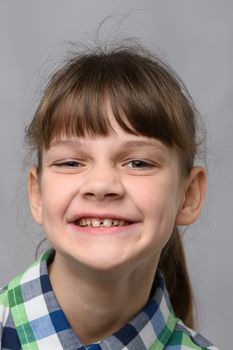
left=92, top=219, right=101, bottom=227
left=86, top=219, right=92, bottom=226
left=77, top=217, right=128, bottom=227
left=79, top=219, right=86, bottom=227
left=103, top=219, right=112, bottom=227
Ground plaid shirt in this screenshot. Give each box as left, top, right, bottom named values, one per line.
left=0, top=250, right=218, bottom=350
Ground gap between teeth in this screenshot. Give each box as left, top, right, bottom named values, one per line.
left=77, top=218, right=128, bottom=227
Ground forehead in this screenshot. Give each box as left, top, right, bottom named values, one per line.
left=49, top=136, right=168, bottom=153
left=43, top=105, right=181, bottom=168
left=48, top=113, right=167, bottom=152
left=46, top=131, right=179, bottom=168
left=40, top=83, right=182, bottom=151
left=47, top=106, right=167, bottom=151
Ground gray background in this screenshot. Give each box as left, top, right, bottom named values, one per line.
left=0, top=1, right=232, bottom=349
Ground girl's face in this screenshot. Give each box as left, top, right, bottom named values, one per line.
left=29, top=110, right=202, bottom=274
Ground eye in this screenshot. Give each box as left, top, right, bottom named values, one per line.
left=54, top=160, right=81, bottom=168
left=126, top=160, right=154, bottom=169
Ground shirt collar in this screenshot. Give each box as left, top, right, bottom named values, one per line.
left=8, top=250, right=177, bottom=350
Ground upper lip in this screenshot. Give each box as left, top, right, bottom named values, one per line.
left=68, top=213, right=136, bottom=223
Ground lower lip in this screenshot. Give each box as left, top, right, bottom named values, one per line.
left=68, top=222, right=139, bottom=235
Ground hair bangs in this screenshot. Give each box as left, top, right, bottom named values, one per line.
left=105, top=60, right=187, bottom=149
left=28, top=47, right=197, bottom=174
left=45, top=81, right=180, bottom=151
left=47, top=91, right=112, bottom=143
left=39, top=59, right=140, bottom=148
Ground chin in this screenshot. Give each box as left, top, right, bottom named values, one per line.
left=62, top=247, right=134, bottom=273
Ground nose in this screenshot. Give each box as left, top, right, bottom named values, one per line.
left=79, top=164, right=125, bottom=201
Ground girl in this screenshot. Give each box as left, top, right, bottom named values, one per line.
left=0, top=42, right=218, bottom=350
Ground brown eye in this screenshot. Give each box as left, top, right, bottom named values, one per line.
left=55, top=161, right=81, bottom=167
left=126, top=160, right=153, bottom=169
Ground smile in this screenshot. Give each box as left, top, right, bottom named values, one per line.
left=75, top=218, right=129, bottom=227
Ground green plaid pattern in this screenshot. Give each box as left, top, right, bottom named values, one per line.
left=0, top=250, right=218, bottom=349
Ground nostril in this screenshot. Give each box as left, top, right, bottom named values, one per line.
left=105, top=193, right=119, bottom=197
left=85, top=192, right=95, bottom=196
left=83, top=192, right=122, bottom=200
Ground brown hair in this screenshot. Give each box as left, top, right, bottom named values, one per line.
left=26, top=41, right=202, bottom=328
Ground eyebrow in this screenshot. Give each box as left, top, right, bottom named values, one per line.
left=49, top=139, right=166, bottom=151
left=49, top=140, right=87, bottom=149
left=119, top=140, right=165, bottom=151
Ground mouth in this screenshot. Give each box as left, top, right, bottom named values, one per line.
left=73, top=218, right=130, bottom=228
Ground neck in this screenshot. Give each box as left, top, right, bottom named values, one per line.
left=49, top=252, right=158, bottom=345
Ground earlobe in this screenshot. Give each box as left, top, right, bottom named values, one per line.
left=28, top=166, right=42, bottom=224
left=175, top=167, right=206, bottom=226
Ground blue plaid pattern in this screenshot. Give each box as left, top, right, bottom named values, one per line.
left=0, top=250, right=218, bottom=349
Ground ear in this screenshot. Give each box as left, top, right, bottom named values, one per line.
left=175, top=167, right=206, bottom=226
left=28, top=166, right=42, bottom=224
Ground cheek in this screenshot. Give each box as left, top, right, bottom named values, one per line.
left=40, top=175, right=74, bottom=220
left=128, top=176, right=179, bottom=217
left=127, top=176, right=181, bottom=246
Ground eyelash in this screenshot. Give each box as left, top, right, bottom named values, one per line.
left=54, top=160, right=82, bottom=168
left=53, top=159, right=155, bottom=170
left=125, top=160, right=154, bottom=169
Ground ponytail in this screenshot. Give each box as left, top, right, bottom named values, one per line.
left=158, top=227, right=194, bottom=328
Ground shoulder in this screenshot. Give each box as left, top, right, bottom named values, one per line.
left=167, top=319, right=219, bottom=350
left=0, top=253, right=47, bottom=349
left=0, top=285, right=10, bottom=323
left=0, top=253, right=47, bottom=325
left=0, top=285, right=22, bottom=350
left=0, top=285, right=10, bottom=344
